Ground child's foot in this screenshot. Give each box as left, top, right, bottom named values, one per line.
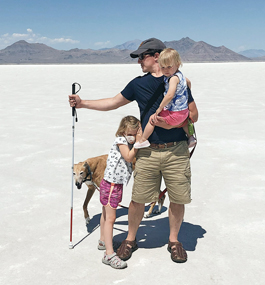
left=98, top=240, right=105, bottom=250
left=188, top=136, right=197, bottom=148
left=102, top=252, right=127, bottom=269
left=134, top=140, right=150, bottom=149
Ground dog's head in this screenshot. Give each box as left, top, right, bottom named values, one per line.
left=73, top=162, right=93, bottom=189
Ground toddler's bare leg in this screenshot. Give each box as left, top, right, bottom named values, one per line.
left=140, top=122, right=154, bottom=142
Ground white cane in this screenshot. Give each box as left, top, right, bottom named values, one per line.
left=69, top=82, right=81, bottom=249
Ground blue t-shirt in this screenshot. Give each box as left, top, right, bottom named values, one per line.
left=121, top=72, right=194, bottom=144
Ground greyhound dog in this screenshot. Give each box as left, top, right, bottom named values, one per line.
left=73, top=154, right=108, bottom=224
left=73, top=154, right=166, bottom=224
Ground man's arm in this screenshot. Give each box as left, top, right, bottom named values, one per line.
left=186, top=78, right=198, bottom=122
left=188, top=101, right=198, bottom=122
left=186, top=77, right=191, bottom=89
left=69, top=92, right=131, bottom=111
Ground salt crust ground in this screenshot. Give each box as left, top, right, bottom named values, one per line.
left=0, top=63, right=264, bottom=285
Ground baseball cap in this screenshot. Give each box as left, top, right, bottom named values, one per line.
left=130, top=38, right=166, bottom=58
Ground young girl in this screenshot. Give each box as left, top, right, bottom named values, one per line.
left=98, top=115, right=140, bottom=269
left=134, top=48, right=196, bottom=149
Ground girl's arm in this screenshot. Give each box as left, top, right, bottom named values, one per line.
left=118, top=144, right=138, bottom=163
left=156, top=76, right=179, bottom=114
left=117, top=128, right=141, bottom=163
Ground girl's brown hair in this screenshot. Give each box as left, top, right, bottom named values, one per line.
left=115, top=115, right=140, bottom=137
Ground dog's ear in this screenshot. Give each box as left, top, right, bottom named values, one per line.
left=84, top=162, right=93, bottom=175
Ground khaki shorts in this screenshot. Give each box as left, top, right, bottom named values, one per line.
left=132, top=141, right=191, bottom=204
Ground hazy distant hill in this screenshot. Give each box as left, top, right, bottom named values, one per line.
left=254, top=56, right=265, bottom=61
left=113, top=39, right=142, bottom=50
left=0, top=38, right=255, bottom=64
left=239, top=49, right=265, bottom=58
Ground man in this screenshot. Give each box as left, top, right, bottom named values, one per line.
left=69, top=38, right=198, bottom=263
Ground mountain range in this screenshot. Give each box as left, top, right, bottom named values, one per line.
left=0, top=38, right=264, bottom=64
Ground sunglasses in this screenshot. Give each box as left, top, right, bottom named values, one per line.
left=138, top=52, right=154, bottom=60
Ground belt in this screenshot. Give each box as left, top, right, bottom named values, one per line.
left=150, top=141, right=178, bottom=149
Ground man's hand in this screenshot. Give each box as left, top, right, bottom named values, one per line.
left=69, top=94, right=82, bottom=108
left=149, top=113, right=159, bottom=126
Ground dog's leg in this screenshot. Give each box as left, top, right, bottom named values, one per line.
left=145, top=192, right=166, bottom=218
left=157, top=201, right=162, bottom=213
left=154, top=194, right=166, bottom=214
left=144, top=202, right=156, bottom=218
left=83, top=186, right=96, bottom=224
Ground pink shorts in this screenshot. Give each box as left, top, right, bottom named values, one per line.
left=159, top=109, right=189, bottom=126
left=100, top=179, right=123, bottom=209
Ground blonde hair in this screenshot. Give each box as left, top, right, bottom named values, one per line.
left=115, top=115, right=140, bottom=137
left=158, top=48, right=182, bottom=68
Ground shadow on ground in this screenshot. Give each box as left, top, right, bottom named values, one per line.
left=75, top=205, right=206, bottom=252
left=114, top=205, right=206, bottom=251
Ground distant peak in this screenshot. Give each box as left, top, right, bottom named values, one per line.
left=180, top=37, right=195, bottom=42
left=14, top=40, right=29, bottom=44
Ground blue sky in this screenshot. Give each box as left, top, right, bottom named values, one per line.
left=0, top=0, right=264, bottom=52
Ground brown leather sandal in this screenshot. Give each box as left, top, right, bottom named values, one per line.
left=116, top=239, right=138, bottom=261
left=167, top=241, right=187, bottom=263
